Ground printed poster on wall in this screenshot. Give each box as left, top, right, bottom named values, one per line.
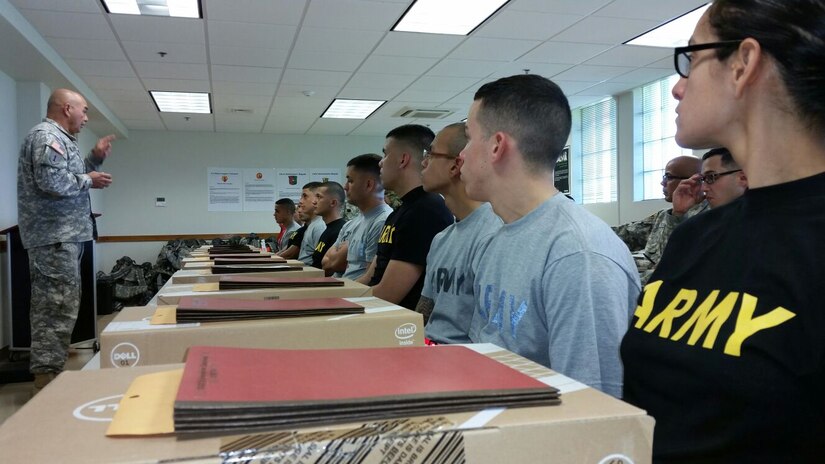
left=208, top=167, right=242, bottom=212
left=309, top=168, right=342, bottom=185
left=276, top=169, right=309, bottom=202
left=242, top=168, right=276, bottom=211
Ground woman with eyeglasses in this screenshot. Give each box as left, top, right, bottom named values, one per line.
left=620, top=0, right=825, bottom=462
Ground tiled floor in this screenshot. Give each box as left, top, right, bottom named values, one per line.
left=0, top=312, right=116, bottom=425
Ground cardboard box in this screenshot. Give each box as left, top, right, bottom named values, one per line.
left=99, top=297, right=423, bottom=368
left=170, top=266, right=323, bottom=284
left=156, top=278, right=372, bottom=305
left=0, top=345, right=653, bottom=463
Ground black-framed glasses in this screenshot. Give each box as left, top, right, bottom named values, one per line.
left=662, top=173, right=689, bottom=182
left=701, top=169, right=742, bottom=185
left=674, top=40, right=742, bottom=78
left=423, top=148, right=457, bottom=161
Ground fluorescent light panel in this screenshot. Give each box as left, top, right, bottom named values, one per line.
left=626, top=3, right=711, bottom=48
left=393, top=0, right=509, bottom=35
left=150, top=91, right=211, bottom=113
left=322, top=99, right=385, bottom=119
left=102, top=0, right=201, bottom=18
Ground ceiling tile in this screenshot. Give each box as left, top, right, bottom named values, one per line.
left=96, top=89, right=154, bottom=102
left=574, top=81, right=634, bottom=96
left=204, top=0, right=306, bottom=25
left=449, top=38, right=541, bottom=62
left=507, top=0, right=613, bottom=15
left=160, top=113, right=215, bottom=131
left=441, top=91, right=475, bottom=107
left=47, top=38, right=126, bottom=61
left=552, top=64, right=637, bottom=82
left=271, top=97, right=331, bottom=116
left=407, top=76, right=482, bottom=92
left=609, top=67, right=675, bottom=85
left=521, top=41, right=612, bottom=65
left=550, top=16, right=660, bottom=44
left=83, top=76, right=145, bottom=92
left=211, top=64, right=282, bottom=83
left=294, top=27, right=383, bottom=54
left=287, top=50, right=367, bottom=72
left=359, top=55, right=437, bottom=75
left=20, top=10, right=115, bottom=40
left=209, top=45, right=289, bottom=68
left=373, top=32, right=464, bottom=58
left=276, top=84, right=340, bottom=99
left=346, top=72, right=418, bottom=91
left=67, top=59, right=135, bottom=78
left=212, top=80, right=276, bottom=96
left=143, top=78, right=211, bottom=92
left=475, top=11, right=583, bottom=41
left=121, top=41, right=207, bottom=63
left=133, top=61, right=208, bottom=80
left=207, top=20, right=297, bottom=48
left=303, top=0, right=406, bottom=30
left=212, top=94, right=274, bottom=110
left=110, top=15, right=205, bottom=43
left=394, top=89, right=458, bottom=105
left=487, top=62, right=572, bottom=80
left=594, top=0, right=709, bottom=21
left=584, top=45, right=671, bottom=67
left=646, top=56, right=674, bottom=70
left=426, top=59, right=501, bottom=78
left=216, top=119, right=265, bottom=133
left=121, top=118, right=166, bottom=130
left=281, top=68, right=350, bottom=87
left=554, top=80, right=598, bottom=95
left=11, top=0, right=102, bottom=13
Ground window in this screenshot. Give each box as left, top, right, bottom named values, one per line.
left=572, top=98, right=617, bottom=204
left=633, top=74, right=693, bottom=200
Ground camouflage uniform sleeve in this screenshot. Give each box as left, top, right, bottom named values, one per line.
left=84, top=151, right=103, bottom=173
left=30, top=132, right=92, bottom=197
left=643, top=209, right=685, bottom=265
left=612, top=212, right=657, bottom=252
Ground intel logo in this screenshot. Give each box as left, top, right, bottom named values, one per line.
left=395, top=323, right=417, bottom=340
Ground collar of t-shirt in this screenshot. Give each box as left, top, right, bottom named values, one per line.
left=399, top=185, right=427, bottom=205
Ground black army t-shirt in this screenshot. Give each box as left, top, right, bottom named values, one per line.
left=311, top=218, right=346, bottom=269
left=368, top=186, right=453, bottom=309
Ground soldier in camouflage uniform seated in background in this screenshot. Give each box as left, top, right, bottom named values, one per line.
left=17, top=89, right=116, bottom=394
left=613, top=155, right=708, bottom=284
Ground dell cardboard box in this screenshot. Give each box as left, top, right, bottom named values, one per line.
left=156, top=278, right=372, bottom=305
left=0, top=345, right=654, bottom=463
left=99, top=297, right=423, bottom=369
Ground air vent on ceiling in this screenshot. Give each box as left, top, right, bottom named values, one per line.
left=228, top=108, right=254, bottom=114
left=394, top=107, right=453, bottom=119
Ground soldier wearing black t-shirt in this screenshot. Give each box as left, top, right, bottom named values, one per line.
left=360, top=125, right=453, bottom=309
left=310, top=182, right=347, bottom=274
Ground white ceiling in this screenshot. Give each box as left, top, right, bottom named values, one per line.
left=1, top=0, right=707, bottom=137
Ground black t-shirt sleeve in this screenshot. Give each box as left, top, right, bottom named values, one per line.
left=288, top=226, right=307, bottom=248
left=390, top=196, right=453, bottom=266
left=311, top=219, right=346, bottom=269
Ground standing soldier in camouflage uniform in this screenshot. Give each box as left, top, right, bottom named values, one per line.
left=17, top=88, right=116, bottom=394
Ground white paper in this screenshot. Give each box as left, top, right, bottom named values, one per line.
left=207, top=167, right=242, bottom=211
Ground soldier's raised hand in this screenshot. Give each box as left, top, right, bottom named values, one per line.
left=93, top=134, right=116, bottom=160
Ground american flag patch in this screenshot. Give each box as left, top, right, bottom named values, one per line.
left=48, top=140, right=65, bottom=157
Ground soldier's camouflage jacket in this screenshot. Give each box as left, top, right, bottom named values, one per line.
left=17, top=118, right=102, bottom=249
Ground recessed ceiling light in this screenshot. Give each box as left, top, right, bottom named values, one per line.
left=321, top=99, right=385, bottom=119
left=392, top=0, right=510, bottom=36
left=101, top=0, right=202, bottom=18
left=150, top=91, right=211, bottom=113
left=626, top=3, right=711, bottom=48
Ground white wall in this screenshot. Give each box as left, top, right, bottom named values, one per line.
left=0, top=69, right=17, bottom=349
left=95, top=130, right=385, bottom=272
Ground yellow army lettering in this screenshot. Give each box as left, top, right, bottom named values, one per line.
left=378, top=225, right=396, bottom=244
left=314, top=242, right=326, bottom=253
left=633, top=280, right=796, bottom=356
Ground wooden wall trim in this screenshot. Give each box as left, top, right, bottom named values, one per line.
left=97, top=233, right=277, bottom=243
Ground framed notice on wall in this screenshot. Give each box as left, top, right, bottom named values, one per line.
left=207, top=168, right=242, bottom=212
left=554, top=146, right=570, bottom=194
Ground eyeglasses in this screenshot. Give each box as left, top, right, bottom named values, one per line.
left=423, top=149, right=457, bottom=161
left=662, top=173, right=689, bottom=182
left=674, top=40, right=742, bottom=78
left=701, top=169, right=742, bottom=185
